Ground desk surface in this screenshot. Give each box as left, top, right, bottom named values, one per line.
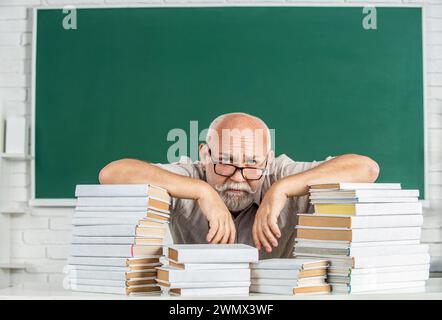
left=0, top=278, right=441, bottom=300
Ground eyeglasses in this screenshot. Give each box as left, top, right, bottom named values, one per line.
left=207, top=147, right=268, bottom=181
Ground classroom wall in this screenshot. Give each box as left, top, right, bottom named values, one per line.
left=0, top=0, right=441, bottom=287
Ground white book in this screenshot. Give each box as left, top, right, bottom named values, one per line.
left=251, top=269, right=303, bottom=279
left=70, top=269, right=157, bottom=281
left=313, top=202, right=422, bottom=215
left=156, top=267, right=250, bottom=282
left=309, top=183, right=401, bottom=190
left=73, top=211, right=146, bottom=218
left=294, top=239, right=420, bottom=249
left=68, top=256, right=161, bottom=267
left=72, top=217, right=142, bottom=226
left=168, top=286, right=249, bottom=296
left=294, top=244, right=429, bottom=257
left=167, top=244, right=258, bottom=263
left=332, top=281, right=426, bottom=294
left=165, top=261, right=250, bottom=270
left=250, top=284, right=330, bottom=295
left=76, top=197, right=170, bottom=212
left=251, top=277, right=326, bottom=287
left=75, top=184, right=170, bottom=202
left=72, top=225, right=164, bottom=237
left=156, top=279, right=251, bottom=288
left=328, top=253, right=431, bottom=269
left=297, top=214, right=423, bottom=229
left=295, top=226, right=421, bottom=242
left=250, top=258, right=328, bottom=270
left=71, top=284, right=160, bottom=295
left=68, top=264, right=161, bottom=272
left=72, top=236, right=136, bottom=245
left=328, top=264, right=430, bottom=276
left=311, top=198, right=418, bottom=204
left=250, top=284, right=293, bottom=295
left=309, top=189, right=419, bottom=198
left=70, top=244, right=163, bottom=257
left=70, top=278, right=156, bottom=288
left=328, top=270, right=429, bottom=285
left=76, top=206, right=151, bottom=212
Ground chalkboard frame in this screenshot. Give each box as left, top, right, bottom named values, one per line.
left=29, top=3, right=428, bottom=206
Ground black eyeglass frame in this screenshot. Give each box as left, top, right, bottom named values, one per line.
left=206, top=147, right=269, bottom=181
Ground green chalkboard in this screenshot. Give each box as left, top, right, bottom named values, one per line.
left=35, top=6, right=424, bottom=199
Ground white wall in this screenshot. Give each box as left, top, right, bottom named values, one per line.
left=0, top=0, right=441, bottom=286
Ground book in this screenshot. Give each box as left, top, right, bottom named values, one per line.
left=71, top=284, right=160, bottom=295
left=166, top=261, right=250, bottom=270
left=167, top=244, right=258, bottom=263
left=297, top=214, right=423, bottom=229
left=310, top=198, right=418, bottom=204
left=76, top=197, right=170, bottom=212
left=68, top=263, right=161, bottom=272
left=251, top=276, right=326, bottom=287
left=250, top=258, right=328, bottom=270
left=294, top=239, right=420, bottom=248
left=251, top=268, right=327, bottom=279
left=332, top=280, right=426, bottom=294
left=156, top=267, right=251, bottom=283
left=75, top=184, right=171, bottom=203
left=327, top=253, right=431, bottom=269
left=250, top=284, right=331, bottom=295
left=295, top=226, right=421, bottom=242
left=71, top=278, right=157, bottom=287
left=294, top=243, right=429, bottom=257
left=76, top=206, right=156, bottom=212
left=309, top=183, right=401, bottom=190
left=70, top=269, right=157, bottom=281
left=309, top=189, right=419, bottom=198
left=156, top=280, right=251, bottom=288
left=313, top=203, right=422, bottom=215
left=328, top=269, right=429, bottom=285
left=68, top=256, right=160, bottom=267
left=168, top=287, right=249, bottom=296
left=328, top=264, right=430, bottom=276
left=72, top=225, right=165, bottom=237
left=70, top=244, right=163, bottom=257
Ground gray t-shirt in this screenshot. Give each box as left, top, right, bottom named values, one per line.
left=158, top=154, right=334, bottom=259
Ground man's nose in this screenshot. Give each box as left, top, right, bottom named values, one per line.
left=230, top=168, right=247, bottom=183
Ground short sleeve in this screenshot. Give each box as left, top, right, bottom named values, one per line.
left=273, top=154, right=336, bottom=180
left=272, top=154, right=336, bottom=219
left=153, top=156, right=202, bottom=215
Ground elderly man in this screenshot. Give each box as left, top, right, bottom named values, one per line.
left=99, top=112, right=379, bottom=259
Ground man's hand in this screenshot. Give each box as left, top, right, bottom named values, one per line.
left=252, top=181, right=288, bottom=253
left=197, top=184, right=236, bottom=244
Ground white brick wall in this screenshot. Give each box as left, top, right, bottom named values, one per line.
left=0, top=0, right=441, bottom=287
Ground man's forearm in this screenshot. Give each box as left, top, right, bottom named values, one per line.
left=98, top=158, right=209, bottom=200
left=275, top=154, right=380, bottom=198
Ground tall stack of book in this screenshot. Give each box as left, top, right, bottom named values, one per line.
left=68, top=184, right=171, bottom=295
left=294, top=182, right=430, bottom=294
left=156, top=244, right=258, bottom=296
left=249, top=258, right=331, bottom=295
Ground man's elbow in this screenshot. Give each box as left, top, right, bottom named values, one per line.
left=358, top=155, right=380, bottom=183
left=98, top=158, right=133, bottom=184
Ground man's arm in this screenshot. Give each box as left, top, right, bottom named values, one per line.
left=99, top=159, right=236, bottom=244
left=252, top=154, right=380, bottom=253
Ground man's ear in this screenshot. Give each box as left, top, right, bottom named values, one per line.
left=267, top=150, right=276, bottom=175
left=199, top=143, right=209, bottom=165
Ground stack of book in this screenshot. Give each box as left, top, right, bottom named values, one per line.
left=156, top=244, right=258, bottom=296
left=250, top=258, right=331, bottom=295
left=294, top=182, right=430, bottom=294
left=68, top=184, right=171, bottom=295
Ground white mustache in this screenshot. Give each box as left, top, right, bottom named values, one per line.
left=215, top=182, right=256, bottom=194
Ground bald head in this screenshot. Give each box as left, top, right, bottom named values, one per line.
left=206, top=113, right=271, bottom=157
